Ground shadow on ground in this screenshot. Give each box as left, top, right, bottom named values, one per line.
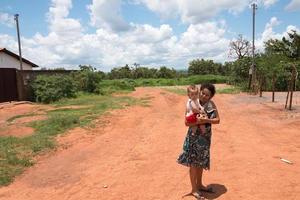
left=202, top=183, right=227, bottom=199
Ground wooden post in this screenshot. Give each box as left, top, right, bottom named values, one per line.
left=285, top=86, right=290, bottom=109
left=288, top=64, right=297, bottom=110
left=272, top=73, right=275, bottom=102
left=285, top=72, right=291, bottom=109
left=259, top=75, right=263, bottom=97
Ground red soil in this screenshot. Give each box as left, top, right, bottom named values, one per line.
left=0, top=87, right=299, bottom=200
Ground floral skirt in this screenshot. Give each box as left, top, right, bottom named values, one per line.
left=177, top=126, right=211, bottom=170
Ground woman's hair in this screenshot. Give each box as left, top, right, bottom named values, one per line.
left=200, top=83, right=216, bottom=98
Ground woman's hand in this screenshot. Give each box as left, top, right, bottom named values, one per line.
left=197, top=115, right=209, bottom=124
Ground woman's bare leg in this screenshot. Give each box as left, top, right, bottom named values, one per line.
left=196, top=167, right=204, bottom=189
left=189, top=166, right=198, bottom=192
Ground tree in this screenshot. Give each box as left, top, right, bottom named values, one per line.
left=157, top=66, right=176, bottom=78
left=265, top=30, right=300, bottom=61
left=109, top=64, right=132, bottom=79
left=72, top=65, right=102, bottom=93
left=229, top=34, right=252, bottom=59
left=188, top=59, right=219, bottom=75
left=263, top=30, right=300, bottom=104
left=256, top=53, right=285, bottom=99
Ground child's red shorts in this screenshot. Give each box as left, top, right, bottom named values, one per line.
left=186, top=113, right=198, bottom=123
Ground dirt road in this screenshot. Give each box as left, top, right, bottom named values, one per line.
left=0, top=87, right=300, bottom=200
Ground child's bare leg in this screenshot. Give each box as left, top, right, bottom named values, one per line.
left=199, top=125, right=206, bottom=135
left=191, top=126, right=197, bottom=135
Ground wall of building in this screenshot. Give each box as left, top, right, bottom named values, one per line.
left=0, top=52, right=33, bottom=70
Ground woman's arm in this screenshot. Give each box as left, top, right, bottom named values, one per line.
left=197, top=101, right=220, bottom=125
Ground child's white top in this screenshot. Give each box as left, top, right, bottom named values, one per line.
left=186, top=99, right=202, bottom=116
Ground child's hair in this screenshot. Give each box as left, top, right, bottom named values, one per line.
left=187, top=85, right=199, bottom=96
left=200, top=83, right=216, bottom=97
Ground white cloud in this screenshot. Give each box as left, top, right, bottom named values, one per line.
left=87, top=0, right=130, bottom=32
left=256, top=17, right=299, bottom=53
left=134, top=0, right=180, bottom=19
left=285, top=0, right=300, bottom=11
left=135, top=0, right=277, bottom=24
left=11, top=20, right=229, bottom=70
left=178, top=0, right=248, bottom=24
left=261, top=17, right=281, bottom=41
left=129, top=24, right=173, bottom=43
left=259, top=0, right=278, bottom=8
left=179, top=22, right=229, bottom=61
left=134, top=0, right=280, bottom=24
left=47, top=0, right=83, bottom=38
left=0, top=12, right=15, bottom=28
left=0, top=34, right=17, bottom=49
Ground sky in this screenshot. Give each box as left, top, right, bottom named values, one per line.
left=0, top=0, right=300, bottom=72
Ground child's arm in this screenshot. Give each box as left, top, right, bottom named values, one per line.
left=190, top=100, right=200, bottom=113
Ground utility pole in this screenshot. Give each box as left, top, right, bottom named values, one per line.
left=250, top=3, right=257, bottom=91
left=14, top=14, right=23, bottom=70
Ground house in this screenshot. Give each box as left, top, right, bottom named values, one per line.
left=0, top=48, right=39, bottom=70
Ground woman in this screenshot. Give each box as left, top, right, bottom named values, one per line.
left=177, top=83, right=220, bottom=199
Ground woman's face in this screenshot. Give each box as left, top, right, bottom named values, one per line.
left=199, top=88, right=212, bottom=103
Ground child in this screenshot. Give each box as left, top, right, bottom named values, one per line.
left=185, top=85, right=207, bottom=135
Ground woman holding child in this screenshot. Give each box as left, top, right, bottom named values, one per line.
left=177, top=83, right=220, bottom=199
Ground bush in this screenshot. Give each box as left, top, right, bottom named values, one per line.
left=96, top=79, right=136, bottom=95
left=71, top=66, right=103, bottom=93
left=31, top=75, right=77, bottom=103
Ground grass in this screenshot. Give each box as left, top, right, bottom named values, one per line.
left=0, top=93, right=150, bottom=186
left=217, top=86, right=241, bottom=94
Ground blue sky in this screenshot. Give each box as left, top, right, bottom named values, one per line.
left=0, top=0, right=300, bottom=71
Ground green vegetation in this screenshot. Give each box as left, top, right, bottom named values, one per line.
left=96, top=79, right=136, bottom=95
left=217, top=86, right=242, bottom=94
left=133, top=75, right=229, bottom=87
left=163, top=85, right=241, bottom=96
left=0, top=93, right=150, bottom=186
left=32, top=75, right=77, bottom=103
left=227, top=30, right=300, bottom=91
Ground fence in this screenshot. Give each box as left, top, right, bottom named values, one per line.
left=0, top=68, right=18, bottom=103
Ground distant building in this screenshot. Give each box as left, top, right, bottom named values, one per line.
left=0, top=48, right=39, bottom=70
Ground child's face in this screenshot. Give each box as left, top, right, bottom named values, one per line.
left=190, top=91, right=198, bottom=100
left=199, top=88, right=212, bottom=103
